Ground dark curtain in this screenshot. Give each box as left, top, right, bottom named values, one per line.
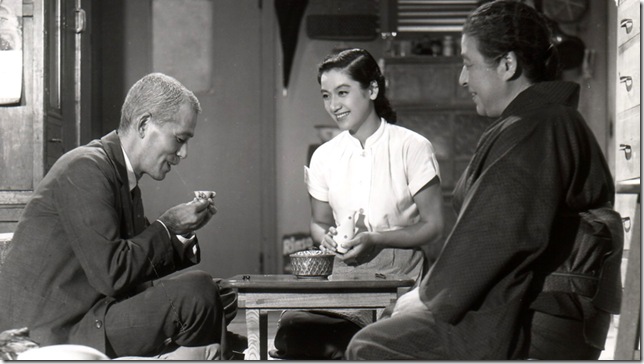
left=275, top=0, right=309, bottom=90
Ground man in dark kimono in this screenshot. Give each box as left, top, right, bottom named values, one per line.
left=345, top=1, right=622, bottom=360
left=0, top=73, right=240, bottom=359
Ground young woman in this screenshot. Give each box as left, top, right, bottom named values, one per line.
left=271, top=48, right=445, bottom=359
left=345, top=0, right=621, bottom=360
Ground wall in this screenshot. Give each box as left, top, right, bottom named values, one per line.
left=120, top=0, right=272, bottom=277
left=558, top=0, right=612, bottom=164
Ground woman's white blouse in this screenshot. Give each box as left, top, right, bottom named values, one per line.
left=305, top=119, right=440, bottom=281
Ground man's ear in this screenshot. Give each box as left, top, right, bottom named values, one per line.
left=136, top=113, right=151, bottom=138
left=498, top=51, right=519, bottom=81
left=369, top=81, right=379, bottom=100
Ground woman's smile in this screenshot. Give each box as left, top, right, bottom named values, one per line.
left=335, top=111, right=350, bottom=121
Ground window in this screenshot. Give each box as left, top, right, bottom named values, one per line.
left=380, top=0, right=478, bottom=36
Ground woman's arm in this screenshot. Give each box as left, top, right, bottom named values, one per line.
left=309, top=196, right=335, bottom=247
left=373, top=176, right=444, bottom=248
left=341, top=177, right=444, bottom=265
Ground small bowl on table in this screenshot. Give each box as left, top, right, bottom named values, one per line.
left=289, top=250, right=335, bottom=279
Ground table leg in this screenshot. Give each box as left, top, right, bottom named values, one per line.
left=244, top=309, right=261, bottom=360
left=374, top=308, right=384, bottom=321
left=397, top=286, right=411, bottom=297
left=259, top=311, right=268, bottom=360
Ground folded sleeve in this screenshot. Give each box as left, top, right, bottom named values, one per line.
left=406, top=137, right=440, bottom=196
left=305, top=148, right=329, bottom=202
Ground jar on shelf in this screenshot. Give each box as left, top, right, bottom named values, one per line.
left=430, top=40, right=442, bottom=57
left=442, top=35, right=454, bottom=57
left=398, top=40, right=412, bottom=57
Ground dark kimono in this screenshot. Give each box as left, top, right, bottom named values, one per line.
left=346, top=81, right=622, bottom=360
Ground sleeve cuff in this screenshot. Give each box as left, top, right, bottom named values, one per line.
left=177, top=234, right=198, bottom=255
left=155, top=219, right=172, bottom=239
left=177, top=233, right=195, bottom=243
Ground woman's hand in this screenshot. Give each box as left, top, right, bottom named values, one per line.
left=319, top=226, right=341, bottom=253
left=338, top=232, right=383, bottom=266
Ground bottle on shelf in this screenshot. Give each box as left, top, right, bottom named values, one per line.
left=442, top=35, right=454, bottom=57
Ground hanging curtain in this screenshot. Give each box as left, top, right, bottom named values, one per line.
left=274, top=0, right=309, bottom=91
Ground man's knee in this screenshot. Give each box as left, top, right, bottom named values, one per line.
left=346, top=315, right=429, bottom=360
left=345, top=326, right=373, bottom=360
left=174, top=271, right=220, bottom=305
left=162, top=271, right=227, bottom=323
left=213, top=278, right=238, bottom=323
left=174, top=273, right=241, bottom=327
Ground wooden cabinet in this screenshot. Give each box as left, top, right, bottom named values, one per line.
left=613, top=0, right=641, bottom=359
left=383, top=56, right=492, bottom=239
left=0, top=0, right=45, bottom=233
left=0, top=0, right=95, bottom=233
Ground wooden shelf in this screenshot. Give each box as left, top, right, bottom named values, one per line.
left=384, top=55, right=462, bottom=65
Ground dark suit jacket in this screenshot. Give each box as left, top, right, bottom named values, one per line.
left=0, top=131, right=199, bottom=352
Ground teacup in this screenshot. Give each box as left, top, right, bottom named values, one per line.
left=334, top=213, right=358, bottom=254
left=191, top=190, right=217, bottom=213
left=194, top=190, right=216, bottom=200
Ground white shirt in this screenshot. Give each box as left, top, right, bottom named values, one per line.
left=121, top=144, right=138, bottom=192
left=305, top=119, right=440, bottom=280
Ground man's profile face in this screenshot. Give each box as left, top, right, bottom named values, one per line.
left=459, top=34, right=507, bottom=118
left=139, top=102, right=197, bottom=180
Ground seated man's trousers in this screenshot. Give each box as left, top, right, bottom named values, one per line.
left=103, top=270, right=237, bottom=358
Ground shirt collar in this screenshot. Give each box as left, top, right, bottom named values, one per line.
left=363, top=118, right=386, bottom=149
left=347, top=118, right=387, bottom=149
left=120, top=145, right=138, bottom=192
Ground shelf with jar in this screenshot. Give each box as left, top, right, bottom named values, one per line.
left=384, top=34, right=462, bottom=59
left=382, top=55, right=472, bottom=109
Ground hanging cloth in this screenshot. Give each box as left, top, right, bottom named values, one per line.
left=274, top=0, right=309, bottom=91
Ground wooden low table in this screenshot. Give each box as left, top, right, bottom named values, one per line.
left=228, top=273, right=414, bottom=360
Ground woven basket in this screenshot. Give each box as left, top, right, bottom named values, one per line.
left=289, top=250, right=334, bottom=278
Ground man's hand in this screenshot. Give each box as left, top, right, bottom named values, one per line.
left=193, top=190, right=217, bottom=215
left=158, top=196, right=217, bottom=235
left=391, top=287, right=429, bottom=317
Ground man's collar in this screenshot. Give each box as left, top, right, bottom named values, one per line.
left=120, top=145, right=138, bottom=192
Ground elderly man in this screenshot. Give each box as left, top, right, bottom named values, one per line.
left=0, top=73, right=242, bottom=359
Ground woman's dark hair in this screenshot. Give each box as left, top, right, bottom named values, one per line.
left=463, top=0, right=560, bottom=82
left=317, top=48, right=397, bottom=123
